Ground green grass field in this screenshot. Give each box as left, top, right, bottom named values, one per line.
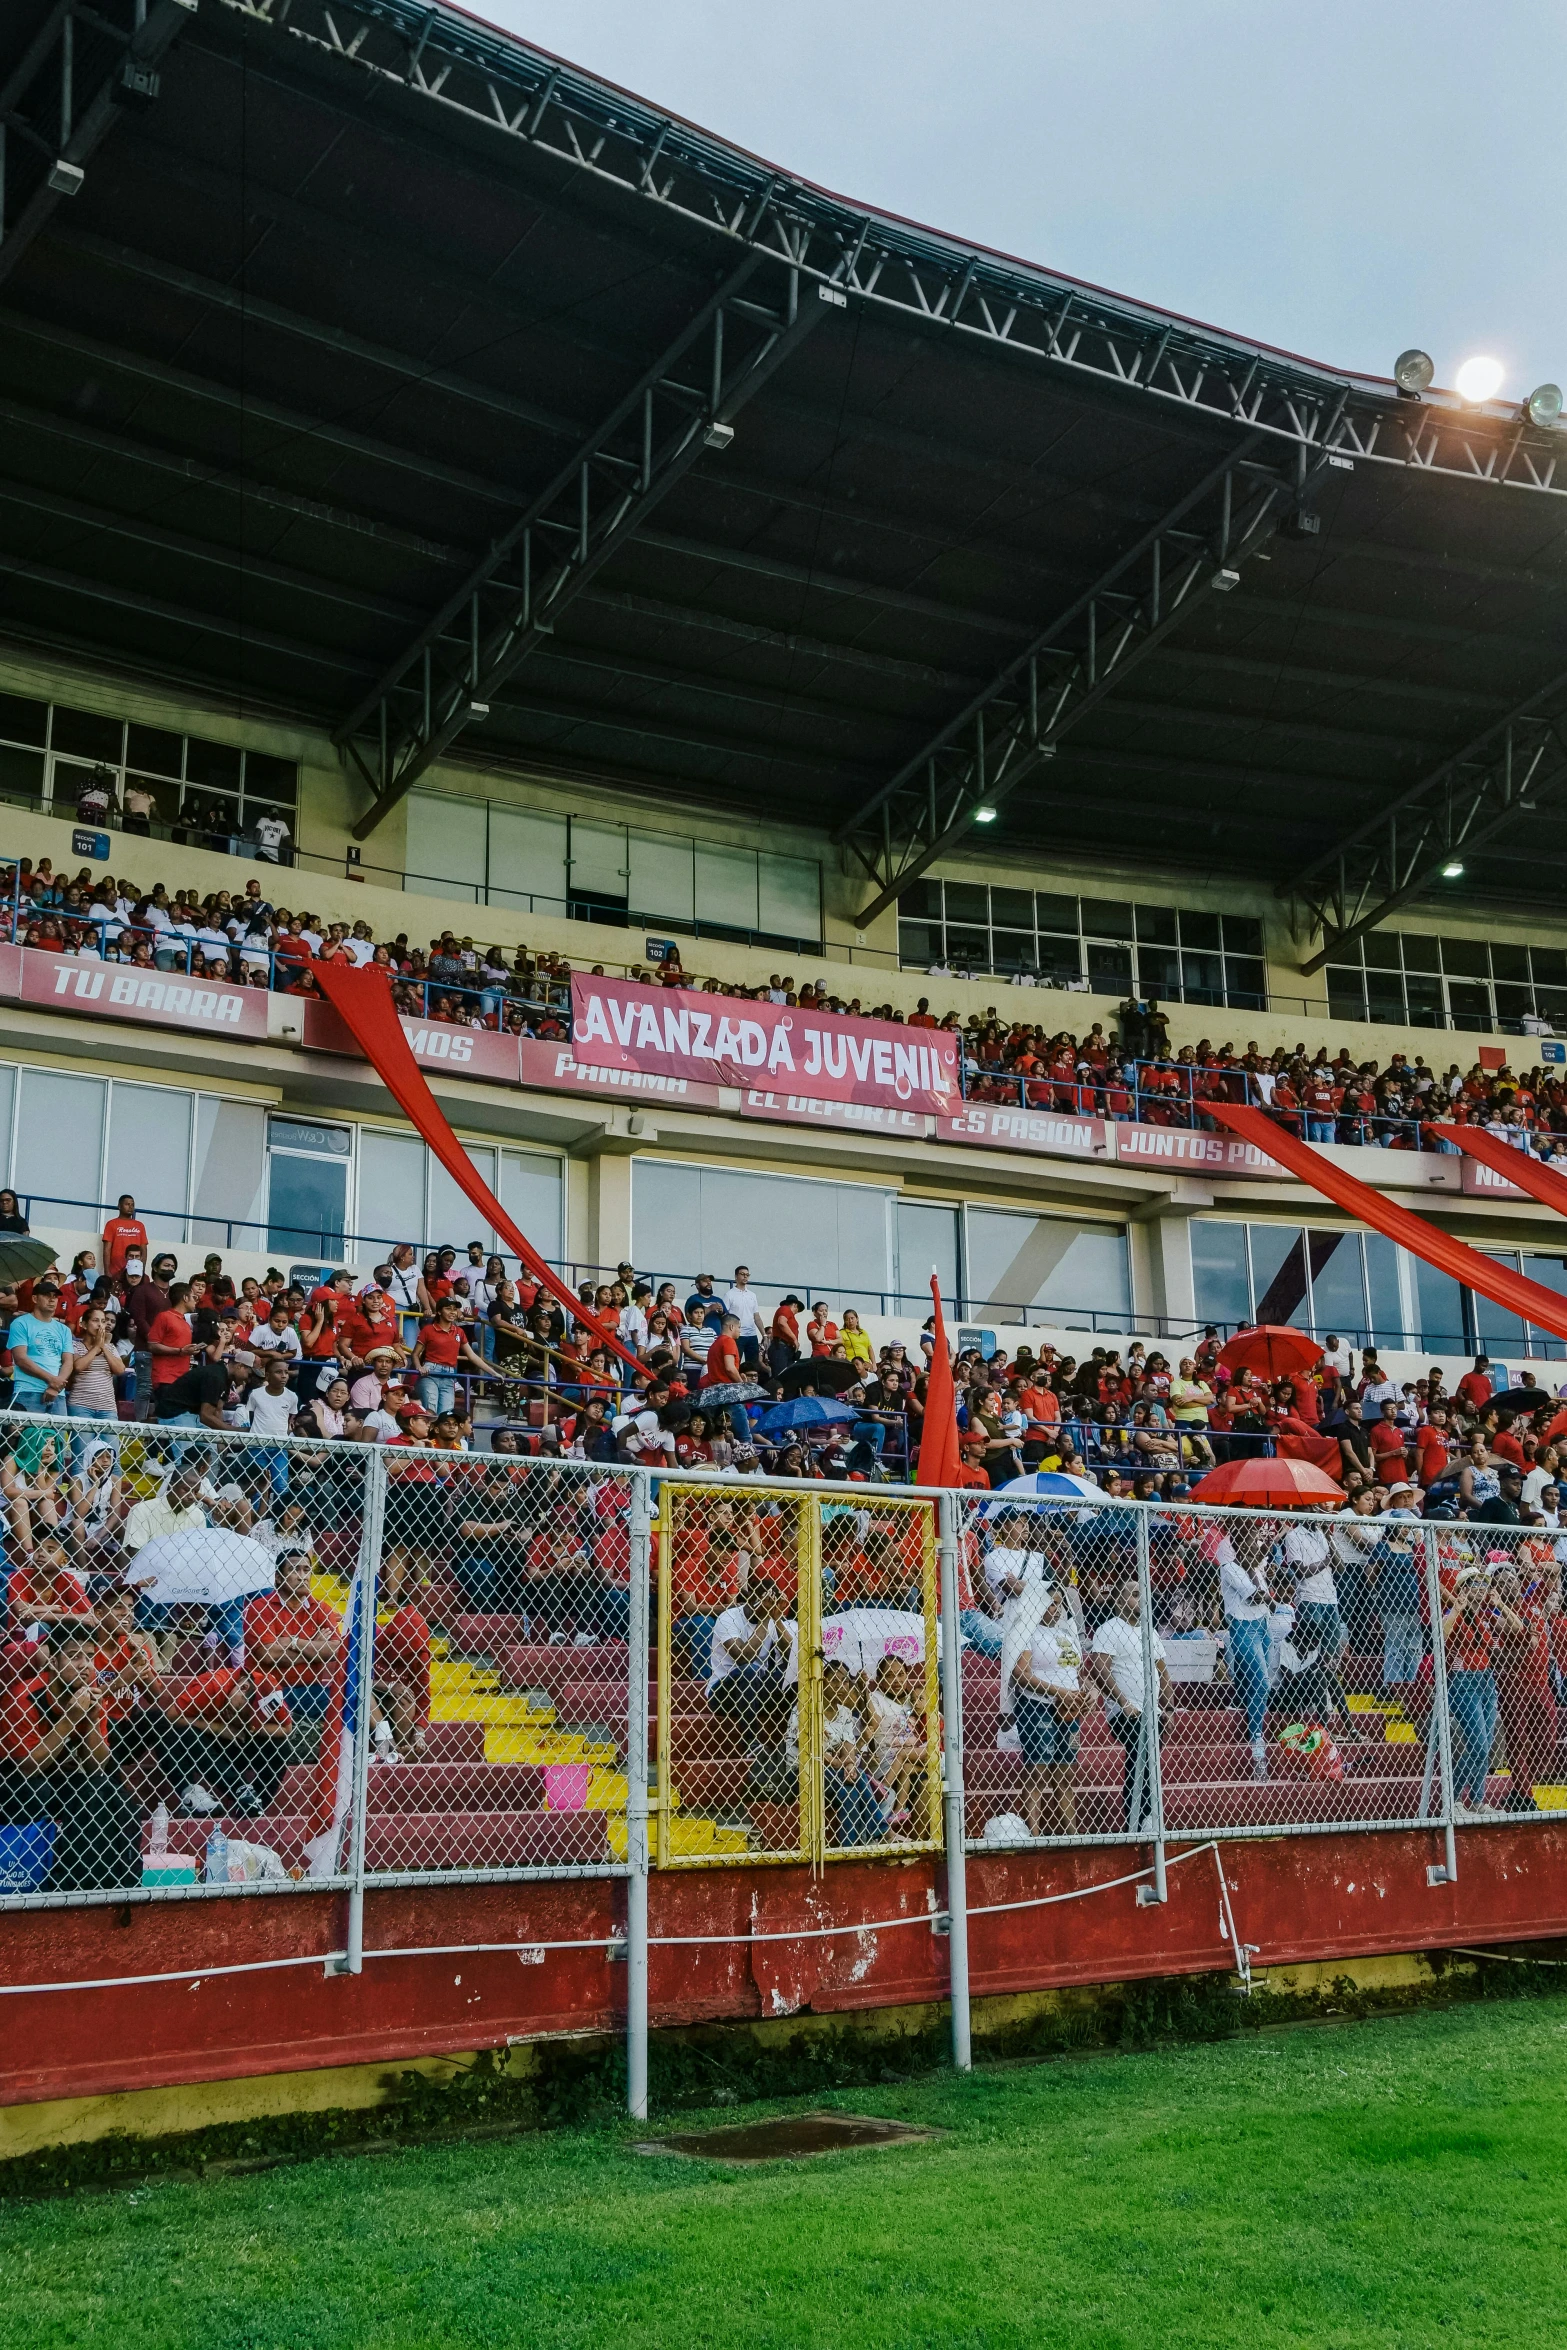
left=4, top=1996, right=1566, bottom=2349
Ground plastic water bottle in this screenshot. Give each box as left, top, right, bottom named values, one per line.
left=148, top=1802, right=169, bottom=1858
left=204, top=1824, right=230, bottom=1886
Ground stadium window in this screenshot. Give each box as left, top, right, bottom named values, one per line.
left=1177, top=909, right=1221, bottom=955
left=1081, top=897, right=1133, bottom=942
left=1134, top=902, right=1177, bottom=948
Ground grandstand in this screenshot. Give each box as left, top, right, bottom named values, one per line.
left=5, top=0, right=1567, bottom=2153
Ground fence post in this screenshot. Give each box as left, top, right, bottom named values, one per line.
left=626, top=1470, right=653, bottom=2121
left=1422, top=1524, right=1459, bottom=1886
left=937, top=1490, right=972, bottom=2073
left=340, top=1445, right=385, bottom=1975
left=1135, top=1505, right=1167, bottom=1904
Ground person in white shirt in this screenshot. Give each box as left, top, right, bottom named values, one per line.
left=123, top=1468, right=208, bottom=1555
left=706, top=1582, right=797, bottom=1708
left=239, top=1358, right=297, bottom=1439
left=722, top=1266, right=762, bottom=1373
left=1219, top=1535, right=1274, bottom=1776
left=1088, top=1578, right=1171, bottom=1829
left=1282, top=1518, right=1341, bottom=1652
left=253, top=812, right=292, bottom=863
left=982, top=1512, right=1051, bottom=1602
left=1358, top=1354, right=1400, bottom=1412
left=1011, top=1586, right=1083, bottom=1835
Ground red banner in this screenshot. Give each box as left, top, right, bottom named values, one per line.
left=518, top=1039, right=725, bottom=1109
left=937, top=1104, right=1111, bottom=1160
left=21, top=948, right=271, bottom=1040
left=739, top=1087, right=930, bottom=1137
left=300, top=999, right=523, bottom=1083
left=1460, top=1155, right=1529, bottom=1200
left=569, top=974, right=959, bottom=1112
left=1443, top=1125, right=1567, bottom=1212
left=1114, top=1122, right=1288, bottom=1179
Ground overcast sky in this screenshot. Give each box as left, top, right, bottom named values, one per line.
left=473, top=0, right=1567, bottom=398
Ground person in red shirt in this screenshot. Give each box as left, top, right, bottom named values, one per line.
left=155, top=1665, right=293, bottom=1818
left=1455, top=1357, right=1494, bottom=1416
left=243, top=1552, right=342, bottom=1724
left=1368, top=1399, right=1411, bottom=1487
left=1415, top=1407, right=1455, bottom=1489
left=1486, top=1410, right=1528, bottom=1470
left=413, top=1295, right=488, bottom=1417
left=8, top=1534, right=91, bottom=1641
left=299, top=1269, right=355, bottom=1395
left=146, top=1281, right=194, bottom=1390
left=0, top=1618, right=140, bottom=1889
left=1491, top=1562, right=1557, bottom=1810
left=807, top=1304, right=838, bottom=1356
left=701, top=1315, right=744, bottom=1392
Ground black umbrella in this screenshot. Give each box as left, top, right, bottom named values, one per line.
left=0, top=1238, right=58, bottom=1286
left=691, top=1380, right=768, bottom=1408
left=777, top=1356, right=860, bottom=1397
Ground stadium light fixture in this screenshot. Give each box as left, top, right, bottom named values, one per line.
left=1455, top=355, right=1504, bottom=404
left=973, top=805, right=998, bottom=824
left=1393, top=348, right=1434, bottom=397
left=1441, top=860, right=1464, bottom=879
left=1525, top=382, right=1564, bottom=428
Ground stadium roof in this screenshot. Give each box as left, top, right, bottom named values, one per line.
left=4, top=0, right=1567, bottom=955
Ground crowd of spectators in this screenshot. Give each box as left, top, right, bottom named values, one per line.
left=6, top=856, right=1562, bottom=1155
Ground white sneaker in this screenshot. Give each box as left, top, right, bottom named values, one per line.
left=180, top=1783, right=219, bottom=1815
left=573, top=1631, right=596, bottom=1647
left=368, top=1749, right=403, bottom=1769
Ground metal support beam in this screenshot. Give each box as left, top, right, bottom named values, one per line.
left=837, top=435, right=1326, bottom=925
left=1283, top=666, right=1567, bottom=972
left=212, top=0, right=1567, bottom=499
left=341, top=263, right=839, bottom=838
left=0, top=0, right=193, bottom=290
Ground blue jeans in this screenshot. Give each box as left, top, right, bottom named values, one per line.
left=851, top=1419, right=886, bottom=1455
left=825, top=1766, right=886, bottom=1848
left=136, top=1593, right=247, bottom=1662
left=960, top=1608, right=1003, bottom=1658
left=1448, top=1667, right=1499, bottom=1807
left=1226, top=1615, right=1271, bottom=1745
left=1294, top=1600, right=1344, bottom=1660
left=66, top=1402, right=116, bottom=1474
left=1381, top=1612, right=1425, bottom=1687
left=11, top=1387, right=66, bottom=1418
left=252, top=1444, right=290, bottom=1500
left=417, top=1373, right=457, bottom=1416
left=674, top=1613, right=718, bottom=1680
left=1306, top=1116, right=1335, bottom=1143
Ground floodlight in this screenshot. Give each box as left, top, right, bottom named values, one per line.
left=1393, top=348, right=1434, bottom=396
left=1455, top=355, right=1504, bottom=404
left=1525, top=382, right=1564, bottom=428
left=1441, top=860, right=1464, bottom=879
left=972, top=805, right=998, bottom=824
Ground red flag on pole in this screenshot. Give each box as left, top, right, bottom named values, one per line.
left=915, top=1274, right=962, bottom=1488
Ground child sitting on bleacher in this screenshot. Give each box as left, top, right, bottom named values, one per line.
left=866, top=1654, right=924, bottom=1836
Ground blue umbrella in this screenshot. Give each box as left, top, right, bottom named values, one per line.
left=755, top=1395, right=860, bottom=1437
left=981, top=1470, right=1105, bottom=1519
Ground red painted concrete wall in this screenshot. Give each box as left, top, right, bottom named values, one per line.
left=2, top=1826, right=1561, bottom=2109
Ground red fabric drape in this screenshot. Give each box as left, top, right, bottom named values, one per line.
left=1437, top=1124, right=1567, bottom=1222
left=915, top=1276, right=961, bottom=1488
left=310, top=962, right=643, bottom=1377
left=1204, top=1101, right=1567, bottom=1346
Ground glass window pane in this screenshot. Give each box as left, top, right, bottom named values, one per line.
left=51, top=707, right=122, bottom=763
left=1179, top=910, right=1221, bottom=953
left=426, top=1145, right=496, bottom=1255
left=15, top=1070, right=104, bottom=1224
left=1491, top=943, right=1530, bottom=985
left=1221, top=914, right=1263, bottom=955
left=991, top=930, right=1036, bottom=974
left=243, top=752, right=297, bottom=806
left=1038, top=936, right=1082, bottom=986
left=1191, top=1221, right=1250, bottom=1329
left=186, top=737, right=242, bottom=792
left=1447, top=980, right=1492, bottom=1031
left=1363, top=931, right=1401, bottom=971
left=1524, top=1253, right=1567, bottom=1362
left=1034, top=893, right=1077, bottom=936
left=946, top=925, right=989, bottom=968
left=1307, top=1230, right=1366, bottom=1345
left=896, top=1200, right=959, bottom=1312
left=358, top=1130, right=426, bottom=1257
left=1138, top=948, right=1181, bottom=998
left=903, top=879, right=942, bottom=921
left=1494, top=984, right=1533, bottom=1032
left=965, top=1206, right=1128, bottom=1322
left=991, top=887, right=1033, bottom=928
left=1181, top=951, right=1223, bottom=1004
left=1414, top=1257, right=1467, bottom=1352
left=1366, top=972, right=1405, bottom=1023
left=1081, top=898, right=1133, bottom=941
left=1135, top=904, right=1177, bottom=946
left=1086, top=942, right=1132, bottom=993
left=105, top=1083, right=190, bottom=1248
left=1532, top=948, right=1567, bottom=991
left=1474, top=1251, right=1527, bottom=1358
left=1249, top=1226, right=1308, bottom=1323
left=268, top=1154, right=347, bottom=1258
left=125, top=724, right=182, bottom=778
left=0, top=748, right=45, bottom=801
left=1364, top=1233, right=1405, bottom=1350
left=499, top=1150, right=563, bottom=1267
left=1441, top=936, right=1489, bottom=979
left=190, top=1098, right=266, bottom=1252
left=0, top=694, right=46, bottom=747
left=1328, top=971, right=1368, bottom=1023
left=899, top=921, right=942, bottom=967
left=944, top=882, right=988, bottom=925
left=1398, top=932, right=1440, bottom=973
left=1224, top=957, right=1267, bottom=1009
left=1405, top=973, right=1444, bottom=1026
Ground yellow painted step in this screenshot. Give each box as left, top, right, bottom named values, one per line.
left=1384, top=1723, right=1419, bottom=1745
left=484, top=1725, right=617, bottom=1766
left=1532, top=1784, right=1567, bottom=1809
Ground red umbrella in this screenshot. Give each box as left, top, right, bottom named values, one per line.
left=1188, top=1456, right=1343, bottom=1507
left=1216, top=1324, right=1322, bottom=1382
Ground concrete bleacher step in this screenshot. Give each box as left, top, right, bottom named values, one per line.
left=153, top=1808, right=612, bottom=1872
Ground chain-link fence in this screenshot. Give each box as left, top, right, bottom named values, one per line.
left=955, top=1492, right=1567, bottom=1852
